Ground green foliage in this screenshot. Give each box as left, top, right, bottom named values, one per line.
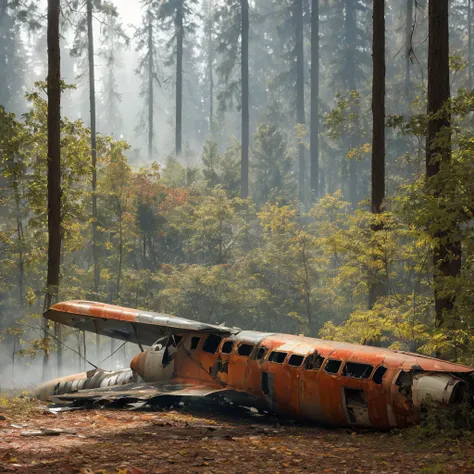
left=408, top=402, right=474, bottom=440
left=251, top=123, right=295, bottom=205
left=161, top=156, right=200, bottom=188
left=201, top=139, right=240, bottom=197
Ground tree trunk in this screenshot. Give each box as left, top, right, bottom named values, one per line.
left=426, top=0, right=461, bottom=333
left=240, top=0, right=249, bottom=199
left=44, top=0, right=61, bottom=380
left=405, top=0, right=413, bottom=101
left=87, top=0, right=99, bottom=298
left=369, top=0, right=386, bottom=310
left=207, top=0, right=214, bottom=135
left=469, top=0, right=472, bottom=90
left=14, top=182, right=24, bottom=307
left=116, top=216, right=123, bottom=302
left=175, top=0, right=183, bottom=157
left=310, top=0, right=319, bottom=201
left=147, top=10, right=154, bottom=161
left=371, top=0, right=385, bottom=216
left=345, top=0, right=357, bottom=209
left=295, top=0, right=305, bottom=203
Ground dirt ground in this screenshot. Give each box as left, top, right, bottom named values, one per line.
left=1, top=398, right=473, bottom=474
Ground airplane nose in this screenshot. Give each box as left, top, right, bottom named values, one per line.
left=130, top=351, right=146, bottom=377
left=412, top=373, right=467, bottom=407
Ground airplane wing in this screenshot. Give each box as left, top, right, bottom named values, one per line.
left=49, top=378, right=260, bottom=409
left=44, top=300, right=238, bottom=347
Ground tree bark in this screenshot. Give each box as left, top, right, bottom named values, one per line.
left=87, top=0, right=99, bottom=298
left=426, top=0, right=461, bottom=332
left=207, top=0, right=214, bottom=135
left=175, top=0, right=183, bottom=156
left=147, top=10, right=154, bottom=161
left=310, top=0, right=319, bottom=201
left=116, top=213, right=123, bottom=302
left=469, top=0, right=472, bottom=90
left=371, top=0, right=385, bottom=216
left=44, top=0, right=61, bottom=379
left=240, top=0, right=249, bottom=199
left=13, top=181, right=24, bottom=307
left=405, top=0, right=413, bottom=101
left=295, top=0, right=305, bottom=203
left=369, top=0, right=386, bottom=310
left=345, top=0, right=357, bottom=209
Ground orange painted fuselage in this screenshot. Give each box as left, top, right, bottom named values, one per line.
left=131, top=330, right=472, bottom=429
left=38, top=301, right=474, bottom=430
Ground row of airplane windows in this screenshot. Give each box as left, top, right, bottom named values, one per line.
left=185, top=334, right=387, bottom=383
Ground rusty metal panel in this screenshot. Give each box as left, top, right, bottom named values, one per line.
left=38, top=301, right=474, bottom=431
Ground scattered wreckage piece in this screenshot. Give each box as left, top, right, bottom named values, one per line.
left=20, top=428, right=77, bottom=437
left=36, top=300, right=474, bottom=430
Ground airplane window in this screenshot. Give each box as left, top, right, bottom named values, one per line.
left=288, top=354, right=304, bottom=367
left=269, top=351, right=288, bottom=364
left=304, top=352, right=325, bottom=370
left=324, top=359, right=342, bottom=374
left=238, top=344, right=254, bottom=357
left=372, top=366, right=387, bottom=384
left=342, top=362, right=373, bottom=379
left=203, top=334, right=222, bottom=354
left=190, top=336, right=200, bottom=350
left=221, top=341, right=234, bottom=354
left=256, top=347, right=267, bottom=360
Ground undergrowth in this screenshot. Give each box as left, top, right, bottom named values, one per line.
left=407, top=402, right=474, bottom=440
left=0, top=390, right=40, bottom=420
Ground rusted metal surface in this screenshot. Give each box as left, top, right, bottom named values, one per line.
left=44, top=300, right=236, bottom=346
left=36, top=300, right=474, bottom=430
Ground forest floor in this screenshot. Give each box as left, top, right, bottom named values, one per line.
left=0, top=395, right=473, bottom=474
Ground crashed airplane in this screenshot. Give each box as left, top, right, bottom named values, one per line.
left=36, top=300, right=473, bottom=430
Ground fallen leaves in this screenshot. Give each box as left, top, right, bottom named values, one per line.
left=1, top=403, right=474, bottom=473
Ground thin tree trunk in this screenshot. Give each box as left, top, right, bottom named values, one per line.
left=310, top=0, right=319, bottom=201
left=147, top=10, right=154, bottom=161
left=44, top=0, right=61, bottom=380
left=369, top=0, right=386, bottom=310
left=345, top=0, right=357, bottom=209
left=241, top=0, right=249, bottom=199
left=405, top=0, right=413, bottom=101
left=116, top=216, right=123, bottom=302
left=426, top=0, right=461, bottom=335
left=208, top=0, right=214, bottom=135
left=176, top=0, right=183, bottom=156
left=14, top=182, right=24, bottom=307
left=87, top=0, right=100, bottom=298
left=469, top=0, right=472, bottom=90
left=295, top=0, right=305, bottom=203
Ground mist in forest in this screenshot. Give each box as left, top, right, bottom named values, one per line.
left=1, top=0, right=474, bottom=386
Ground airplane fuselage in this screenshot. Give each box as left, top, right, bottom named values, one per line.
left=35, top=301, right=473, bottom=430
left=129, top=330, right=469, bottom=429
